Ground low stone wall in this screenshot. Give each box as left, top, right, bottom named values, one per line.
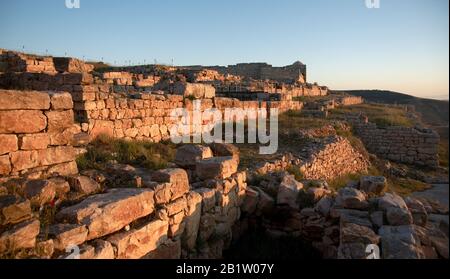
left=0, top=90, right=80, bottom=179
left=336, top=96, right=363, bottom=106
left=351, top=118, right=440, bottom=168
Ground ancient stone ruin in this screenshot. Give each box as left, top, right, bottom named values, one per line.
left=0, top=49, right=447, bottom=260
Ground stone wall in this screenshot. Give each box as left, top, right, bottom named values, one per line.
left=0, top=144, right=247, bottom=259
left=299, top=136, right=368, bottom=180
left=351, top=117, right=440, bottom=168
left=0, top=90, right=80, bottom=179
left=0, top=50, right=305, bottom=143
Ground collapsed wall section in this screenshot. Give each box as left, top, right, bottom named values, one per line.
left=255, top=136, right=369, bottom=180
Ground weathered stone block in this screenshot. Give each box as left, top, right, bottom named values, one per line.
left=182, top=191, right=202, bottom=251
left=67, top=175, right=101, bottom=195
left=195, top=188, right=216, bottom=213
left=0, top=110, right=47, bottom=134
left=378, top=193, right=408, bottom=211
left=107, top=219, right=169, bottom=259
left=45, top=110, right=74, bottom=132
left=23, top=179, right=56, bottom=207
left=0, top=219, right=40, bottom=254
left=379, top=225, right=424, bottom=259
left=277, top=174, right=303, bottom=209
left=174, top=82, right=215, bottom=99
left=53, top=57, right=94, bottom=73
left=0, top=196, right=31, bottom=225
left=0, top=89, right=50, bottom=110
left=56, top=188, right=155, bottom=240
left=164, top=197, right=187, bottom=217
left=152, top=169, right=189, bottom=201
left=49, top=224, right=88, bottom=251
left=174, top=145, right=213, bottom=168
left=336, top=187, right=369, bottom=210
left=386, top=207, right=413, bottom=226
left=50, top=92, right=73, bottom=110
left=20, top=133, right=49, bottom=150
left=196, top=157, right=238, bottom=180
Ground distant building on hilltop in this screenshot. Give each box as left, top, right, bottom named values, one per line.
left=185, top=61, right=307, bottom=84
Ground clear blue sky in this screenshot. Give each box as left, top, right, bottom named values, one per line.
left=0, top=0, right=448, bottom=99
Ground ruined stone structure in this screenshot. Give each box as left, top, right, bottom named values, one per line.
left=186, top=61, right=307, bottom=84
left=0, top=49, right=447, bottom=260
left=350, top=116, right=440, bottom=168
left=0, top=50, right=304, bottom=143
left=0, top=144, right=247, bottom=259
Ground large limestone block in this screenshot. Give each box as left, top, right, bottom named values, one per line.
left=0, top=90, right=50, bottom=110
left=173, top=82, right=215, bottom=99
left=386, top=207, right=413, bottom=226
left=45, top=110, right=74, bottom=132
left=67, top=175, right=101, bottom=195
left=174, top=145, right=213, bottom=168
left=49, top=224, right=88, bottom=251
left=0, top=196, right=32, bottom=225
left=53, top=57, right=94, bottom=73
left=340, top=222, right=380, bottom=245
left=336, top=187, right=369, bottom=210
left=277, top=173, right=303, bottom=209
left=107, top=219, right=169, bottom=259
left=196, top=156, right=238, bottom=180
left=0, top=219, right=40, bottom=253
left=10, top=146, right=78, bottom=172
left=378, top=193, right=408, bottom=211
left=195, top=188, right=216, bottom=213
left=50, top=92, right=73, bottom=110
left=181, top=191, right=202, bottom=251
left=151, top=168, right=189, bottom=201
left=20, top=134, right=49, bottom=150
left=56, top=188, right=155, bottom=240
left=379, top=225, right=425, bottom=259
left=337, top=222, right=380, bottom=259
left=0, top=110, right=47, bottom=134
